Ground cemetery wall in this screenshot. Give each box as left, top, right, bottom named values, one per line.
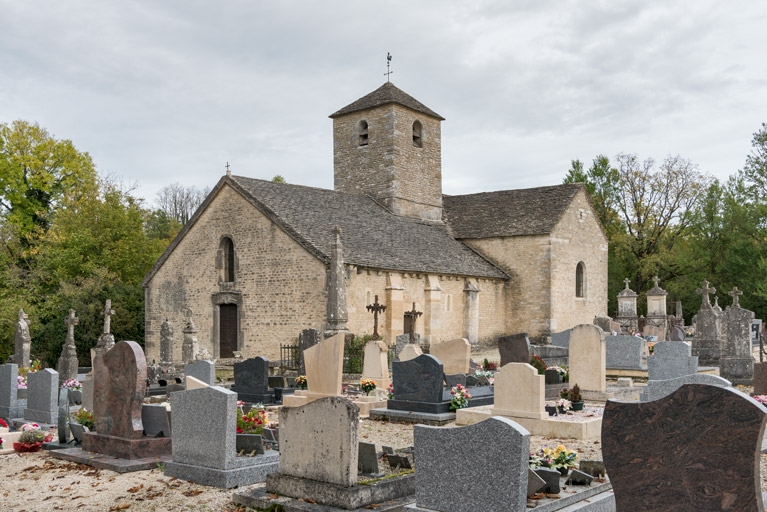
left=333, top=104, right=443, bottom=221
left=145, top=185, right=327, bottom=362
left=549, top=188, right=608, bottom=331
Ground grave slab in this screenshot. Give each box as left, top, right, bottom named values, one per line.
left=569, top=325, right=606, bottom=393
left=50, top=446, right=173, bottom=473
left=233, top=356, right=274, bottom=404
left=455, top=405, right=603, bottom=440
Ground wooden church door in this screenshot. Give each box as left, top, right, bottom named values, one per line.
left=219, top=304, right=237, bottom=358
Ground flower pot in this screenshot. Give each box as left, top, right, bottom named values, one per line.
left=68, top=389, right=83, bottom=405
left=13, top=441, right=42, bottom=453
left=558, top=467, right=570, bottom=477
left=545, top=405, right=558, bottom=416
left=571, top=401, right=584, bottom=411
left=557, top=406, right=567, bottom=414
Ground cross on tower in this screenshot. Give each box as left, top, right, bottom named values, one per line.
left=65, top=309, right=79, bottom=339
left=366, top=295, right=387, bottom=340
left=384, top=52, right=393, bottom=82
left=404, top=302, right=423, bottom=343
left=101, top=299, right=115, bottom=334
left=728, top=287, right=743, bottom=308
left=695, top=279, right=716, bottom=308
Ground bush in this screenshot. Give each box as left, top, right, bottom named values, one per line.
left=529, top=355, right=547, bottom=375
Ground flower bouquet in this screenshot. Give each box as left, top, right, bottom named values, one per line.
left=17, top=375, right=27, bottom=389
left=236, top=408, right=268, bottom=435
left=529, top=444, right=578, bottom=475
left=360, top=379, right=377, bottom=396
left=295, top=375, right=307, bottom=390
left=14, top=423, right=52, bottom=452
left=62, top=379, right=82, bottom=391
left=555, top=398, right=572, bottom=413
left=449, top=383, right=472, bottom=411
left=73, top=409, right=95, bottom=430
left=386, top=382, right=394, bottom=399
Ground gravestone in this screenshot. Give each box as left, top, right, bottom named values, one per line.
left=754, top=363, right=767, bottom=395
left=640, top=373, right=731, bottom=402
left=568, top=324, right=606, bottom=393
left=358, top=441, right=379, bottom=475
left=497, top=333, right=531, bottom=367
left=185, top=375, right=210, bottom=390
left=160, top=318, right=174, bottom=366
left=298, top=328, right=321, bottom=373
left=25, top=368, right=58, bottom=424
left=305, top=333, right=344, bottom=396
left=395, top=333, right=411, bottom=360
left=720, top=289, right=755, bottom=385
left=233, top=357, right=272, bottom=403
left=492, top=363, right=547, bottom=419
left=142, top=404, right=171, bottom=437
left=164, top=385, right=279, bottom=488
left=413, top=417, right=529, bottom=512
left=82, top=340, right=172, bottom=459
left=57, top=309, right=80, bottom=383
left=603, top=384, right=766, bottom=511
left=605, top=335, right=648, bottom=370
left=429, top=338, right=470, bottom=375
left=392, top=355, right=443, bottom=404
left=550, top=330, right=571, bottom=349
left=445, top=374, right=466, bottom=388
left=57, top=388, right=71, bottom=444
left=670, top=325, right=686, bottom=341
left=13, top=309, right=31, bottom=368
left=185, top=360, right=216, bottom=387
left=277, top=396, right=359, bottom=487
left=648, top=342, right=697, bottom=381
left=361, top=339, right=390, bottom=391
left=0, top=364, right=24, bottom=420
left=398, top=344, right=423, bottom=362
left=691, top=280, right=723, bottom=366
left=593, top=316, right=614, bottom=334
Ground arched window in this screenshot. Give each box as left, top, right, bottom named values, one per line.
left=575, top=262, right=586, bottom=298
left=220, top=237, right=235, bottom=283
left=358, top=120, right=369, bottom=146
left=412, top=120, right=423, bottom=148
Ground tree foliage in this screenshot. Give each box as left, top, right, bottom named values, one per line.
left=154, top=182, right=208, bottom=225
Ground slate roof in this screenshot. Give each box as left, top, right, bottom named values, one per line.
left=143, top=176, right=507, bottom=285
left=442, top=184, right=585, bottom=239
left=329, top=82, right=445, bottom=120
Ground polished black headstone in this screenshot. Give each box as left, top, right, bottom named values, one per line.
left=392, top=354, right=443, bottom=403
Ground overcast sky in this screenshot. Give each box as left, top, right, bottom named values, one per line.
left=2, top=1, right=766, bottom=206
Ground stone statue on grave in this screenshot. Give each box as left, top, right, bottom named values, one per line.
left=182, top=306, right=199, bottom=364
left=159, top=318, right=174, bottom=367
left=13, top=308, right=31, bottom=368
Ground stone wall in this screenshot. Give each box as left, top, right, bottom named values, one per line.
left=333, top=104, right=443, bottom=221
left=145, top=185, right=327, bottom=363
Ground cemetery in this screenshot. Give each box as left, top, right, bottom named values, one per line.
left=3, top=276, right=767, bottom=510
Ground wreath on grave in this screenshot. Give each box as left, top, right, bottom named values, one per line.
left=13, top=423, right=52, bottom=453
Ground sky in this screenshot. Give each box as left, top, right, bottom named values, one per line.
left=2, top=1, right=766, bottom=207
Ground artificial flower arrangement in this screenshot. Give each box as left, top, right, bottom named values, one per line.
left=386, top=382, right=394, bottom=399
left=73, top=408, right=95, bottom=430
left=62, top=379, right=82, bottom=391
left=754, top=395, right=767, bottom=406
left=529, top=355, right=547, bottom=375
left=14, top=422, right=52, bottom=452
left=555, top=398, right=572, bottom=411
left=236, top=407, right=268, bottom=435
left=449, top=383, right=472, bottom=411
left=529, top=444, right=578, bottom=474
left=0, top=417, right=7, bottom=429
left=295, top=375, right=307, bottom=390
left=547, top=365, right=569, bottom=382
left=360, top=379, right=377, bottom=396
left=480, top=358, right=499, bottom=371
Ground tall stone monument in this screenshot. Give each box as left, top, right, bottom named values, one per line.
left=90, top=299, right=115, bottom=367
left=324, top=226, right=349, bottom=339
left=57, top=309, right=80, bottom=383
left=615, top=278, right=639, bottom=333
left=182, top=307, right=199, bottom=364
left=160, top=318, right=174, bottom=368
left=643, top=276, right=668, bottom=340
left=720, top=287, right=755, bottom=385
left=13, top=309, right=31, bottom=368
left=691, top=279, right=723, bottom=366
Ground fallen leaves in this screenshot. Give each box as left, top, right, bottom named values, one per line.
left=127, top=484, right=143, bottom=493
left=108, top=504, right=130, bottom=511
left=182, top=490, right=203, bottom=497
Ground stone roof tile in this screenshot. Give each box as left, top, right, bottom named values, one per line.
left=329, top=82, right=444, bottom=120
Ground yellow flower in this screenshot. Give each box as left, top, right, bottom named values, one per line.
left=556, top=444, right=566, bottom=452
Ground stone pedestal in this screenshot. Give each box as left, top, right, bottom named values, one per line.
left=720, top=356, right=754, bottom=386
left=82, top=432, right=172, bottom=460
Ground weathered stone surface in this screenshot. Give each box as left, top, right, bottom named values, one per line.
left=414, top=417, right=529, bottom=512
left=534, top=468, right=561, bottom=494
left=566, top=469, right=594, bottom=486
left=25, top=368, right=58, bottom=424
left=398, top=344, right=422, bottom=362
left=361, top=339, right=390, bottom=390
left=532, top=345, right=569, bottom=368
left=429, top=338, right=470, bottom=375
left=58, top=388, right=70, bottom=444
left=444, top=373, right=466, bottom=388
left=0, top=364, right=23, bottom=420
left=93, top=341, right=146, bottom=439
left=392, top=355, right=443, bottom=403
left=568, top=324, right=605, bottom=392
left=159, top=318, right=174, bottom=365
left=550, top=330, right=571, bottom=348
left=754, top=362, right=767, bottom=395
left=13, top=309, right=31, bottom=368
left=498, top=333, right=531, bottom=367
left=578, top=460, right=606, bottom=478
left=57, top=309, right=80, bottom=383
left=358, top=441, right=379, bottom=475
left=395, top=333, right=411, bottom=360
left=278, top=396, right=359, bottom=487
left=304, top=333, right=344, bottom=396
left=648, top=342, right=697, bottom=381
left=233, top=356, right=272, bottom=403
left=603, top=384, right=766, bottom=511
left=640, top=373, right=731, bottom=402
left=298, top=328, right=321, bottom=372
left=527, top=468, right=546, bottom=497
left=593, top=316, right=614, bottom=334
left=185, top=360, right=215, bottom=387
left=670, top=325, right=686, bottom=341
left=493, top=363, right=546, bottom=419
left=721, top=303, right=755, bottom=384
left=605, top=335, right=648, bottom=370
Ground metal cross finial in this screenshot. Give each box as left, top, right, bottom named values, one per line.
left=366, top=295, right=387, bottom=340
left=728, top=287, right=743, bottom=308
left=384, top=52, right=393, bottom=82
left=225, top=162, right=231, bottom=176
left=695, top=279, right=716, bottom=308
left=623, top=278, right=631, bottom=290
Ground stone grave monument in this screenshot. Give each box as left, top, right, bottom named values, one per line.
left=57, top=309, right=80, bottom=383
left=643, top=276, right=668, bottom=340
left=25, top=368, right=58, bottom=424
left=604, top=384, right=766, bottom=511
left=614, top=278, right=639, bottom=333
left=497, top=333, right=531, bottom=367
left=720, top=287, right=755, bottom=385
left=11, top=309, right=31, bottom=368
left=691, top=279, right=723, bottom=366
left=185, top=359, right=216, bottom=387
left=282, top=333, right=344, bottom=407
left=181, top=307, right=199, bottom=364
left=232, top=356, right=275, bottom=404
left=297, top=328, right=321, bottom=373
left=164, top=385, right=279, bottom=488
left=0, top=363, right=25, bottom=421
left=605, top=334, right=649, bottom=371
left=428, top=338, right=470, bottom=375
left=641, top=342, right=731, bottom=402
left=409, top=417, right=529, bottom=512
left=361, top=338, right=390, bottom=392
left=398, top=343, right=423, bottom=362
left=570, top=324, right=639, bottom=401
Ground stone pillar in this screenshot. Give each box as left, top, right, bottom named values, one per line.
left=423, top=274, right=442, bottom=345
left=57, top=310, right=80, bottom=383
left=324, top=226, right=349, bottom=339
left=13, top=309, right=31, bottom=368
left=463, top=279, right=480, bottom=345
left=385, top=272, right=404, bottom=347
left=182, top=310, right=200, bottom=364
left=160, top=318, right=174, bottom=367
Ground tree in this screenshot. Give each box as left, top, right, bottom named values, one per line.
left=739, top=122, right=767, bottom=199
left=154, top=183, right=208, bottom=225
left=271, top=174, right=286, bottom=183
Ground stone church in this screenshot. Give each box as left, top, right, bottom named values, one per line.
left=142, top=82, right=608, bottom=363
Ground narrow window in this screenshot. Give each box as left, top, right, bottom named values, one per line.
left=358, top=120, right=368, bottom=146
left=221, top=237, right=235, bottom=283
left=445, top=294, right=452, bottom=312
left=412, top=120, right=423, bottom=148
left=576, top=262, right=585, bottom=298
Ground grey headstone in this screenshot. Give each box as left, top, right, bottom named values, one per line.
left=414, top=417, right=529, bottom=512
left=498, top=333, right=531, bottom=367
left=392, top=354, right=444, bottom=403
left=444, top=373, right=466, bottom=388
left=606, top=335, right=648, bottom=370
left=527, top=468, right=546, bottom=497
left=185, top=360, right=216, bottom=387
left=25, top=368, right=58, bottom=424
left=395, top=334, right=411, bottom=360
left=670, top=325, right=686, bottom=341
left=647, top=342, right=697, bottom=381
left=533, top=468, right=561, bottom=494
left=236, top=434, right=265, bottom=455
left=640, top=373, right=731, bottom=402
left=465, top=375, right=480, bottom=386
left=0, top=364, right=23, bottom=420
left=69, top=422, right=89, bottom=444
left=550, top=330, right=571, bottom=349
left=566, top=469, right=594, bottom=486
left=754, top=362, right=767, bottom=395
left=58, top=388, right=70, bottom=444
left=579, top=460, right=606, bottom=478
left=387, top=453, right=412, bottom=470
left=720, top=304, right=755, bottom=384
left=142, top=404, right=171, bottom=437
left=233, top=357, right=269, bottom=395
left=358, top=441, right=379, bottom=475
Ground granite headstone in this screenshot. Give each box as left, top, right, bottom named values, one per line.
left=392, top=354, right=444, bottom=403
left=25, top=368, right=58, bottom=424
left=498, top=333, right=532, bottom=367
left=185, top=360, right=216, bottom=387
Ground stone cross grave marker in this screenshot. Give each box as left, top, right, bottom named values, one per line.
left=25, top=368, right=58, bottom=424
left=568, top=324, right=606, bottom=393
left=414, top=416, right=530, bottom=512
left=696, top=279, right=716, bottom=308
left=366, top=295, right=386, bottom=341
left=498, top=333, right=531, bottom=367
left=429, top=338, right=471, bottom=375
left=721, top=287, right=755, bottom=385
left=604, top=384, right=766, bottom=511
left=57, top=309, right=80, bottom=383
